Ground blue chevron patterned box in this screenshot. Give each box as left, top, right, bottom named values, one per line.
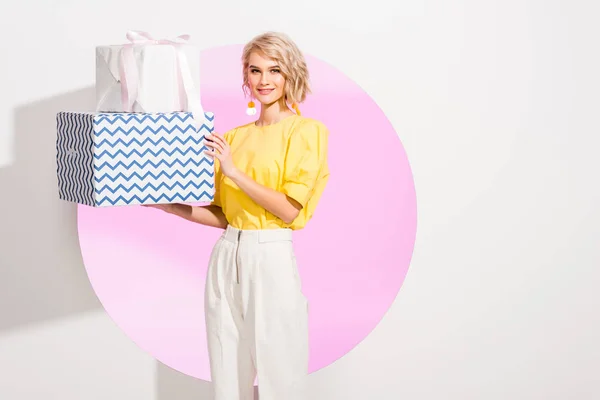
left=56, top=111, right=215, bottom=207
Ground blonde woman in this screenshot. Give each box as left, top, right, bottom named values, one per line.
left=146, top=32, right=329, bottom=399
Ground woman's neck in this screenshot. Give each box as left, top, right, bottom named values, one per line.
left=255, top=99, right=295, bottom=127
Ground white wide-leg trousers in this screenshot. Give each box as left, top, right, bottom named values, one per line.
left=204, top=225, right=309, bottom=400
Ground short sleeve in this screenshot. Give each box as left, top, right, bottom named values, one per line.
left=281, top=120, right=329, bottom=208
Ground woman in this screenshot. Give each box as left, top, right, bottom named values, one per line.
left=147, top=31, right=329, bottom=400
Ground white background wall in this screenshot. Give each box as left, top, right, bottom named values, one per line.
left=1, top=0, right=599, bottom=399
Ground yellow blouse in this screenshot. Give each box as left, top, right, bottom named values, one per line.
left=211, top=114, right=329, bottom=230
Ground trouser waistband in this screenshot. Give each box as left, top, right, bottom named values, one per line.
left=222, top=225, right=293, bottom=244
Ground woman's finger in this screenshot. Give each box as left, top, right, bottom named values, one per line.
left=205, top=133, right=225, bottom=146
left=206, top=132, right=219, bottom=141
left=204, top=139, right=224, bottom=154
left=211, top=133, right=229, bottom=148
left=207, top=140, right=224, bottom=154
left=204, top=148, right=221, bottom=160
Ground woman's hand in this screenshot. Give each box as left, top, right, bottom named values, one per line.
left=142, top=203, right=172, bottom=213
left=141, top=203, right=228, bottom=228
left=204, top=133, right=237, bottom=178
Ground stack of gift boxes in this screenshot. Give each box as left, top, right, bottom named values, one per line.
left=56, top=31, right=215, bottom=207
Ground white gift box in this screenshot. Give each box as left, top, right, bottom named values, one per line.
left=95, top=31, right=206, bottom=129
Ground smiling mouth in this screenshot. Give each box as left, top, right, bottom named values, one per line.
left=257, top=88, right=274, bottom=94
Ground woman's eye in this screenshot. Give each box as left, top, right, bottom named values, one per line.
left=271, top=69, right=280, bottom=73
left=251, top=69, right=259, bottom=73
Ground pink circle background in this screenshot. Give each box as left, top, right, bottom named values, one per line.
left=77, top=44, right=417, bottom=380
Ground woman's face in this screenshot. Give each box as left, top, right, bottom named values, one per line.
left=246, top=51, right=286, bottom=106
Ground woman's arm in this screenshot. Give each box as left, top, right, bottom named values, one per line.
left=228, top=169, right=302, bottom=224
left=204, top=132, right=302, bottom=224
left=147, top=203, right=228, bottom=229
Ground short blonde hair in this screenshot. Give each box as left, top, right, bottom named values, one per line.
left=241, top=31, right=311, bottom=104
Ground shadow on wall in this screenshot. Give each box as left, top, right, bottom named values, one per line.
left=155, top=361, right=260, bottom=399
left=0, top=88, right=102, bottom=333
left=0, top=86, right=259, bottom=398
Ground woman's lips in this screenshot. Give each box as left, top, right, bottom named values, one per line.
left=257, top=88, right=274, bottom=95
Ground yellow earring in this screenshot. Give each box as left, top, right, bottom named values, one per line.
left=246, top=101, right=257, bottom=116
left=292, top=103, right=301, bottom=116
